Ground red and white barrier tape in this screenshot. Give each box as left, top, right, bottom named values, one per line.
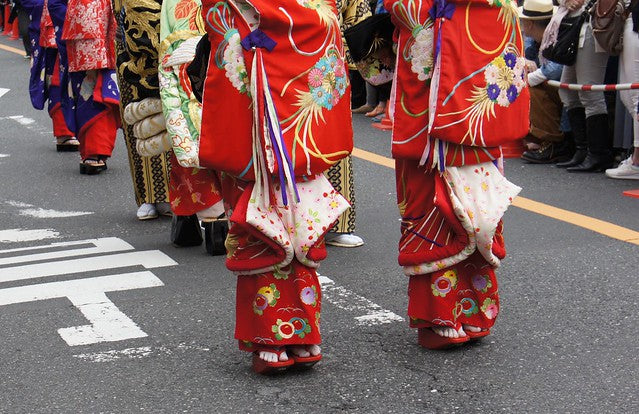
left=546, top=80, right=639, bottom=91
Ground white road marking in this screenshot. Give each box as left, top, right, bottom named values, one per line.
left=0, top=228, right=60, bottom=243
left=0, top=116, right=53, bottom=135
left=0, top=271, right=164, bottom=346
left=6, top=115, right=35, bottom=125
left=18, top=208, right=93, bottom=218
left=0, top=88, right=9, bottom=98
left=0, top=250, right=178, bottom=283
left=4, top=200, right=93, bottom=218
left=0, top=154, right=9, bottom=158
left=318, top=275, right=404, bottom=326
left=0, top=237, right=134, bottom=266
left=5, top=201, right=31, bottom=208
left=73, top=343, right=211, bottom=362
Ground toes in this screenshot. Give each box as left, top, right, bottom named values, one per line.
left=289, top=346, right=310, bottom=358
left=259, top=351, right=274, bottom=363
left=463, top=324, right=482, bottom=333
left=307, top=345, right=321, bottom=356
left=259, top=350, right=286, bottom=363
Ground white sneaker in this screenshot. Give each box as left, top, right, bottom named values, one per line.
left=605, top=157, right=639, bottom=180
left=324, top=232, right=364, bottom=248
left=137, top=203, right=158, bottom=220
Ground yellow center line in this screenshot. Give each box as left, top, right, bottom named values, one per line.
left=352, top=147, right=639, bottom=246
left=0, top=43, right=26, bottom=55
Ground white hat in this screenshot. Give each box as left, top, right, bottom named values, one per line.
left=517, top=0, right=557, bottom=20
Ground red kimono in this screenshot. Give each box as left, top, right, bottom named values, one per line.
left=385, top=0, right=527, bottom=335
left=200, top=0, right=352, bottom=354
left=61, top=0, right=119, bottom=161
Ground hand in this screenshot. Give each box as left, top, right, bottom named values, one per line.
left=565, top=0, right=585, bottom=12
left=525, top=59, right=538, bottom=73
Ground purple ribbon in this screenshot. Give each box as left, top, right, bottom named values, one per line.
left=429, top=0, right=455, bottom=59
left=429, top=0, right=456, bottom=20
left=400, top=222, right=443, bottom=247
left=241, top=29, right=277, bottom=52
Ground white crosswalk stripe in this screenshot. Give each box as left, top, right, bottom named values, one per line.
left=0, top=236, right=176, bottom=346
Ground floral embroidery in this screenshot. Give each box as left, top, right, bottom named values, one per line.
left=273, top=264, right=292, bottom=280
left=205, top=3, right=250, bottom=95
left=306, top=52, right=348, bottom=110
left=300, top=286, right=317, bottom=306
left=410, top=25, right=434, bottom=81
left=253, top=283, right=280, bottom=315
left=480, top=298, right=498, bottom=319
left=471, top=273, right=492, bottom=293
left=390, top=0, right=435, bottom=82
left=481, top=51, right=525, bottom=108
left=223, top=31, right=250, bottom=94
left=431, top=270, right=458, bottom=297
left=272, top=317, right=311, bottom=340
left=459, top=298, right=478, bottom=316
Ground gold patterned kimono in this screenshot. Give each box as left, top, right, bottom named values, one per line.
left=112, top=0, right=171, bottom=206
left=326, top=0, right=371, bottom=234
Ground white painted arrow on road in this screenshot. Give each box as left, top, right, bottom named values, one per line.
left=0, top=271, right=164, bottom=346
left=0, top=237, right=178, bottom=346
left=0, top=88, right=9, bottom=99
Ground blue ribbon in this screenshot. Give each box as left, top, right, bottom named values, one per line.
left=429, top=0, right=456, bottom=20
left=241, top=29, right=277, bottom=52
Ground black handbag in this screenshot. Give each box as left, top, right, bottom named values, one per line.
left=343, top=13, right=394, bottom=62
left=542, top=0, right=598, bottom=66
left=170, top=214, right=203, bottom=247
left=186, top=35, right=210, bottom=104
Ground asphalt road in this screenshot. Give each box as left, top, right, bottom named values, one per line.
left=1, top=38, right=638, bottom=413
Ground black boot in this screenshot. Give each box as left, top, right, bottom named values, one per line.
left=521, top=141, right=571, bottom=164
left=557, top=107, right=587, bottom=168
left=567, top=113, right=613, bottom=172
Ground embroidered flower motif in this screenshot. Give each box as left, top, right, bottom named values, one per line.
left=483, top=50, right=525, bottom=108
left=253, top=283, right=280, bottom=315
left=273, top=264, right=292, bottom=280
left=459, top=298, right=479, bottom=316
left=481, top=298, right=498, bottom=319
left=300, top=286, right=317, bottom=306
left=308, top=68, right=324, bottom=87
left=222, top=31, right=250, bottom=95
left=471, top=273, right=492, bottom=293
left=431, top=270, right=458, bottom=297
left=272, top=317, right=311, bottom=340
left=307, top=52, right=347, bottom=110
left=410, top=26, right=434, bottom=81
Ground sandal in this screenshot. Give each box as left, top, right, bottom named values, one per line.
left=202, top=214, right=228, bottom=256
left=79, top=158, right=107, bottom=175
left=288, top=345, right=322, bottom=369
left=465, top=328, right=490, bottom=341
left=251, top=347, right=294, bottom=375
left=56, top=136, right=80, bottom=152
left=365, top=104, right=385, bottom=118
left=417, top=327, right=469, bottom=350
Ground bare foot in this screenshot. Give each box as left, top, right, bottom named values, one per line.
left=258, top=348, right=288, bottom=363
left=432, top=326, right=467, bottom=339
left=463, top=324, right=482, bottom=333
left=288, top=344, right=321, bottom=358
left=463, top=324, right=489, bottom=334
